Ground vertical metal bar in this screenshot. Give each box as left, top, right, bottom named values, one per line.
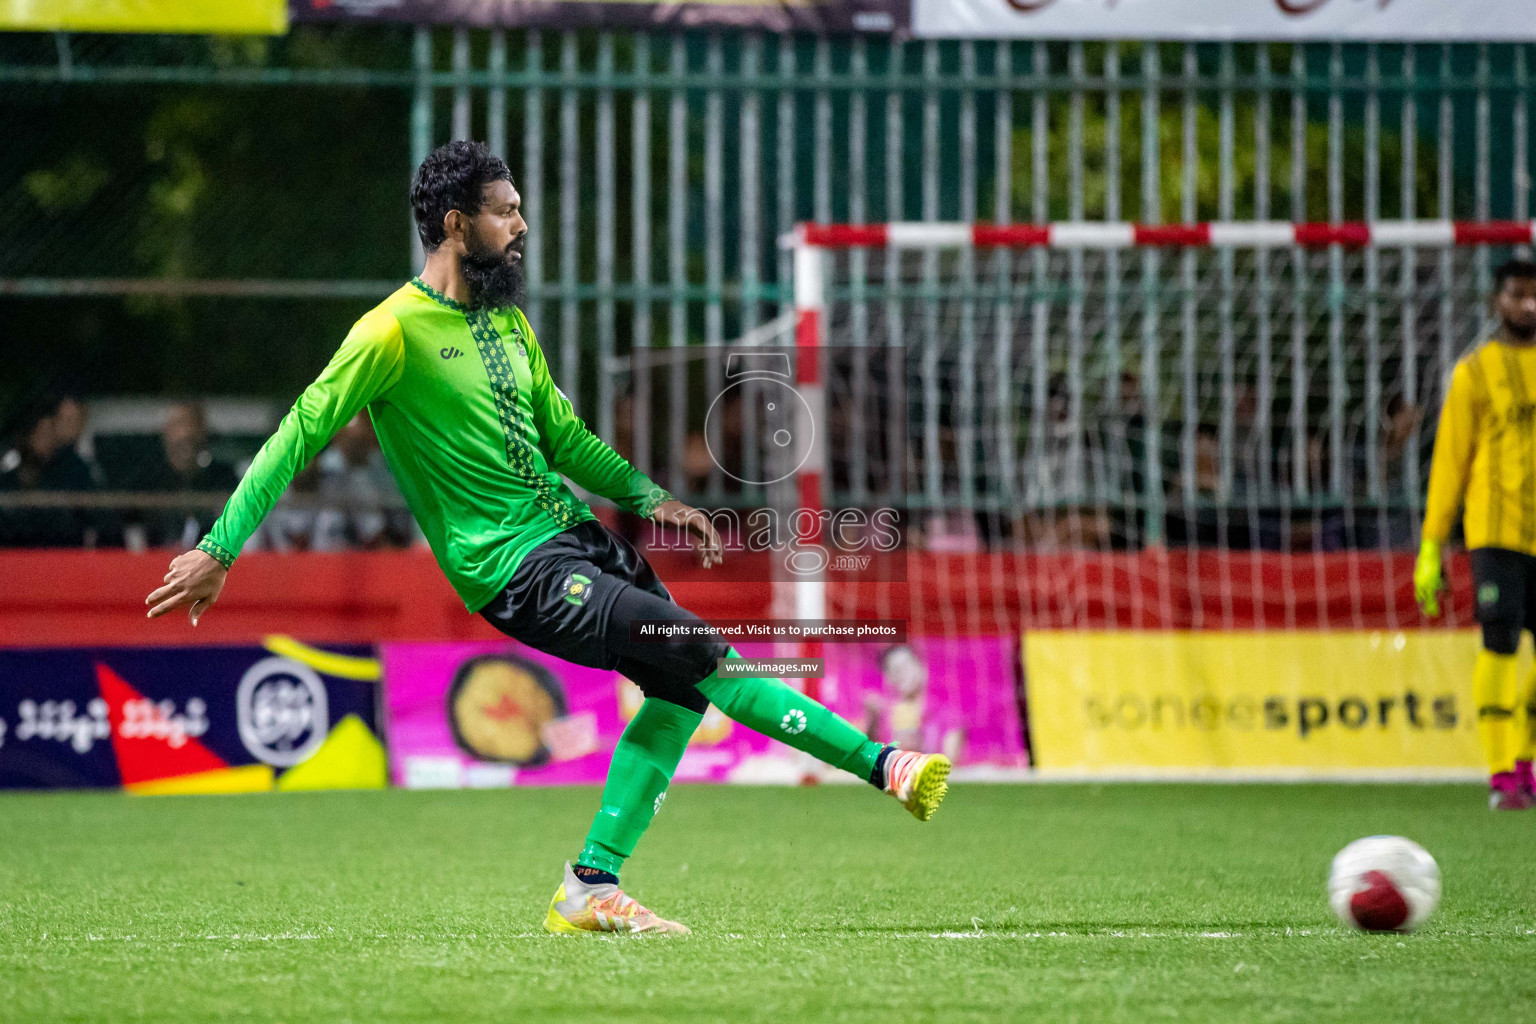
left=1255, top=44, right=1274, bottom=503
left=1517, top=45, right=1531, bottom=260
left=1179, top=43, right=1197, bottom=509
left=53, top=31, right=72, bottom=80
left=452, top=25, right=470, bottom=141
left=885, top=38, right=905, bottom=508
left=1218, top=42, right=1236, bottom=501
left=1476, top=43, right=1493, bottom=297
left=1030, top=41, right=1049, bottom=522
left=778, top=36, right=796, bottom=325
left=596, top=33, right=617, bottom=446
left=559, top=31, right=580, bottom=400
left=1291, top=44, right=1308, bottom=500
left=739, top=33, right=763, bottom=492
left=1364, top=44, right=1382, bottom=506
left=631, top=34, right=653, bottom=477
left=811, top=34, right=832, bottom=511
left=704, top=34, right=725, bottom=500
left=776, top=34, right=799, bottom=521
left=487, top=30, right=506, bottom=159
left=959, top=40, right=979, bottom=513
left=924, top=40, right=943, bottom=508
left=524, top=31, right=545, bottom=337
left=1327, top=42, right=1345, bottom=497
left=1066, top=41, right=1086, bottom=509
left=994, top=40, right=1016, bottom=517
left=849, top=36, right=869, bottom=506
left=814, top=36, right=833, bottom=224
left=411, top=26, right=433, bottom=269
left=1439, top=44, right=1455, bottom=393
left=1104, top=43, right=1124, bottom=505
left=1364, top=45, right=1387, bottom=621
left=669, top=33, right=689, bottom=497
left=1141, top=41, right=1165, bottom=543
left=1401, top=44, right=1421, bottom=515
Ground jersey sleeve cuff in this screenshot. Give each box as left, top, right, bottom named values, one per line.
left=197, top=536, right=237, bottom=570
left=633, top=485, right=674, bottom=518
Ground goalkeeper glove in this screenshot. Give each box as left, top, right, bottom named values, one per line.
left=1414, top=538, right=1445, bottom=618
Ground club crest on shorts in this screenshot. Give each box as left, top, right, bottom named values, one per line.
left=562, top=572, right=595, bottom=606
left=1479, top=582, right=1500, bottom=607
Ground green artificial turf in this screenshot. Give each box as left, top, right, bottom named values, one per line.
left=0, top=783, right=1533, bottom=1023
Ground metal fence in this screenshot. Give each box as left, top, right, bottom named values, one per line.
left=5, top=31, right=1535, bottom=526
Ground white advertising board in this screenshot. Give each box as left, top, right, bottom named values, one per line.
left=914, top=0, right=1536, bottom=42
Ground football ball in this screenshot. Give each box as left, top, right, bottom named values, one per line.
left=1328, top=835, right=1441, bottom=932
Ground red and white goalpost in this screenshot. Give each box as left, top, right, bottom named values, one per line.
left=793, top=218, right=1536, bottom=258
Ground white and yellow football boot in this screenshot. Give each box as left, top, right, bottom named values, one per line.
left=882, top=749, right=951, bottom=821
left=543, top=863, right=690, bottom=935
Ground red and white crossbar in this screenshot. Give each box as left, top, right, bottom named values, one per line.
left=796, top=219, right=1536, bottom=250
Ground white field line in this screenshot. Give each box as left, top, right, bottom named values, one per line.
left=27, top=927, right=1536, bottom=944
left=807, top=767, right=1486, bottom=785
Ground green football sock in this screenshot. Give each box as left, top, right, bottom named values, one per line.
left=576, top=698, right=703, bottom=877
left=695, top=647, right=883, bottom=780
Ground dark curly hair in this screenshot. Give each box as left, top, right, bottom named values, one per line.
left=410, top=141, right=513, bottom=252
left=1494, top=258, right=1536, bottom=293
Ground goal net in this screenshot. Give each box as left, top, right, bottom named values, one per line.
left=793, top=221, right=1530, bottom=637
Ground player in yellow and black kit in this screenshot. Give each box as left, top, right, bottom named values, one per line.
left=1417, top=259, right=1536, bottom=810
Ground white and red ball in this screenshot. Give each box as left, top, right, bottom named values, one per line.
left=1328, top=836, right=1441, bottom=932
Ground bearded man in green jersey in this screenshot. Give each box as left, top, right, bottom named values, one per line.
left=145, top=141, right=950, bottom=935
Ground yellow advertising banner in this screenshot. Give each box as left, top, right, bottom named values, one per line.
left=1024, top=630, right=1498, bottom=777
left=3, top=0, right=286, bottom=34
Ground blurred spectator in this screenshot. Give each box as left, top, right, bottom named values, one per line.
left=53, top=396, right=87, bottom=459
left=137, top=401, right=238, bottom=549
left=0, top=399, right=96, bottom=547
left=313, top=415, right=414, bottom=550
left=255, top=415, right=413, bottom=552
left=256, top=462, right=325, bottom=552
left=1343, top=392, right=1425, bottom=549
left=1021, top=374, right=1112, bottom=550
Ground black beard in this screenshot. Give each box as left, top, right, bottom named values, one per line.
left=461, top=234, right=525, bottom=311
left=1505, top=318, right=1536, bottom=343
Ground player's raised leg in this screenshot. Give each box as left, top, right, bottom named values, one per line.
left=499, top=510, right=954, bottom=934
left=694, top=647, right=951, bottom=821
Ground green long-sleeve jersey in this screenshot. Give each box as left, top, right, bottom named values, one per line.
left=197, top=278, right=672, bottom=612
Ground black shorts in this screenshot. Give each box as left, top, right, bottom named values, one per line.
left=1470, top=547, right=1536, bottom=654
left=478, top=520, right=726, bottom=713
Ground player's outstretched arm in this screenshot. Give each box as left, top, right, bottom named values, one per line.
left=1418, top=361, right=1477, bottom=617
left=143, top=311, right=403, bottom=625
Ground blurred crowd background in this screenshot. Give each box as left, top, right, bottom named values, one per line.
left=0, top=393, right=415, bottom=551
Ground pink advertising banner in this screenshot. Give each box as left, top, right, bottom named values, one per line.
left=381, top=637, right=1025, bottom=788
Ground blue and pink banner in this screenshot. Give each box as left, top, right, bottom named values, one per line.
left=0, top=640, right=384, bottom=792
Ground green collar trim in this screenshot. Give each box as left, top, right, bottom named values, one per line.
left=410, top=276, right=468, bottom=313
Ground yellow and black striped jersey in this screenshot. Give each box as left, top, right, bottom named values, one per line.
left=1424, top=339, right=1536, bottom=555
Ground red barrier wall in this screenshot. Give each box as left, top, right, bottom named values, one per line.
left=0, top=547, right=1473, bottom=648
left=0, top=549, right=774, bottom=648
